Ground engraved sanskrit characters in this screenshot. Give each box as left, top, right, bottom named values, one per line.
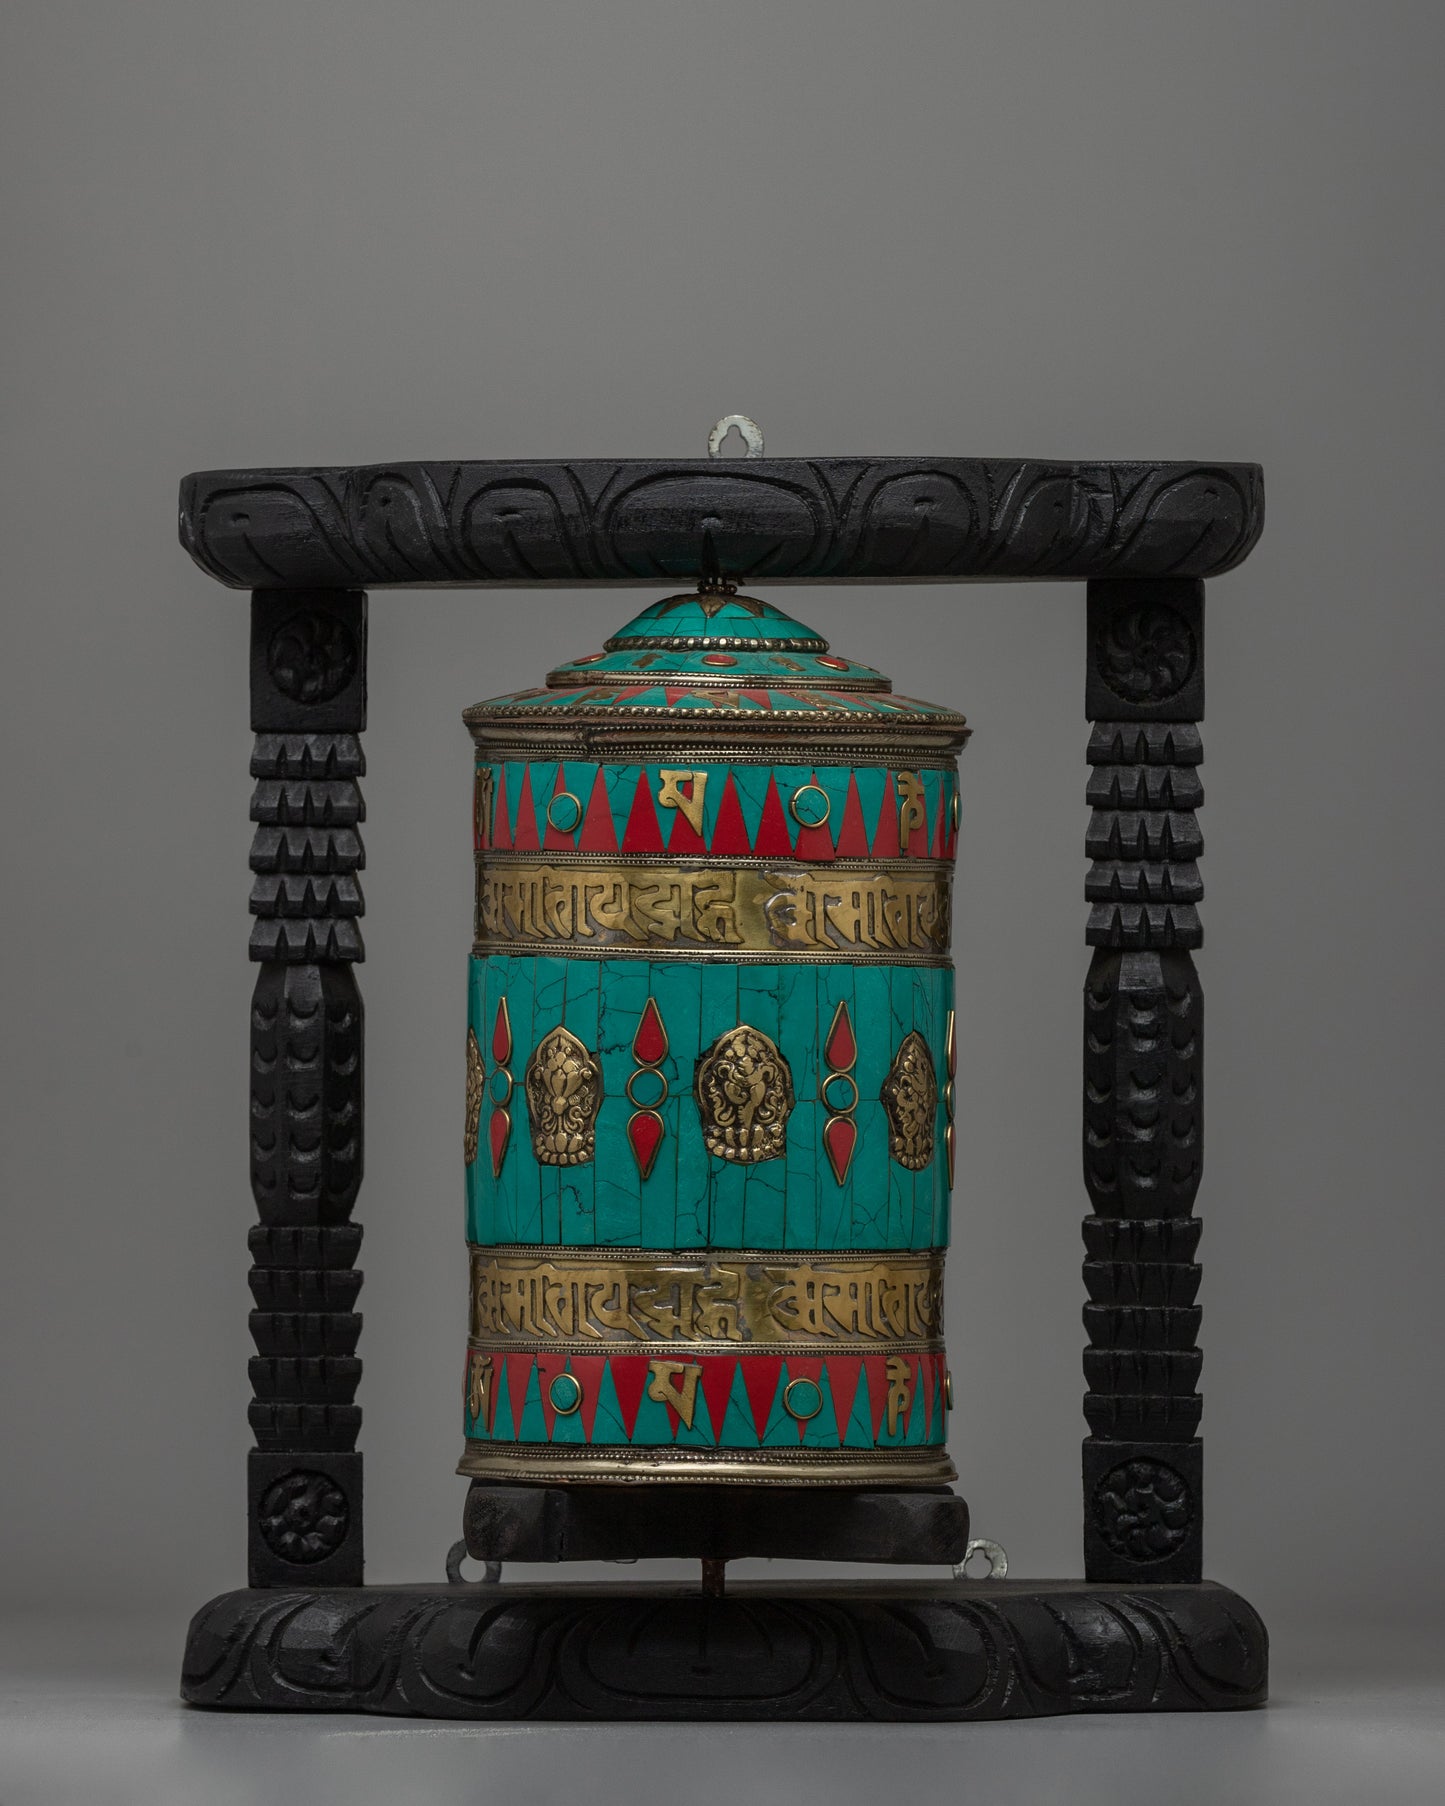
left=474, top=859, right=951, bottom=957
left=695, top=1025, right=794, bottom=1162
left=468, top=1250, right=946, bottom=1347
left=523, top=1027, right=602, bottom=1165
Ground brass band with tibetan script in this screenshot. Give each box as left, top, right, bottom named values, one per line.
left=467, top=1246, right=945, bottom=1349
left=473, top=858, right=952, bottom=960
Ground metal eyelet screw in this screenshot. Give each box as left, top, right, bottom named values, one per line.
left=952, top=1538, right=1008, bottom=1581
left=446, top=1540, right=502, bottom=1585
left=708, top=415, right=765, bottom=459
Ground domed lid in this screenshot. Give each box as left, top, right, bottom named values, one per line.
left=464, top=581, right=969, bottom=749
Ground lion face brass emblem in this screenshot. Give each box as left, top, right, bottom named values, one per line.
left=880, top=1030, right=937, bottom=1170
left=524, top=1026, right=602, bottom=1166
left=695, top=1024, right=794, bottom=1163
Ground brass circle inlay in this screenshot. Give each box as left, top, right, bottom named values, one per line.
left=820, top=1071, right=860, bottom=1115
left=789, top=782, right=831, bottom=829
left=545, top=791, right=583, bottom=833
left=488, top=1068, right=514, bottom=1106
left=783, top=1377, right=824, bottom=1422
left=625, top=1066, right=669, bottom=1109
left=548, top=1371, right=583, bottom=1415
left=944, top=1370, right=955, bottom=1411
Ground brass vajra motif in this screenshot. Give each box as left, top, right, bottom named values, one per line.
left=524, top=1026, right=602, bottom=1166
left=695, top=1025, right=794, bottom=1163
left=880, top=1030, right=938, bottom=1170
left=469, top=1249, right=945, bottom=1347
left=464, top=1026, right=484, bottom=1167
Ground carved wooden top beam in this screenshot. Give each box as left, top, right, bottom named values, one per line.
left=179, top=458, right=1264, bottom=590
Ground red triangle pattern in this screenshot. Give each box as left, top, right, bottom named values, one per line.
left=739, top=1355, right=783, bottom=1439
left=490, top=769, right=512, bottom=851
left=931, top=789, right=947, bottom=859
left=862, top=1354, right=893, bottom=1441
left=698, top=1359, right=735, bottom=1445
left=709, top=774, right=752, bottom=856
left=608, top=1356, right=649, bottom=1439
left=752, top=775, right=794, bottom=857
left=907, top=786, right=931, bottom=857
left=512, top=766, right=540, bottom=852
left=871, top=775, right=899, bottom=858
left=504, top=1352, right=531, bottom=1433
left=533, top=1351, right=566, bottom=1438
left=826, top=1354, right=863, bottom=1439
left=578, top=769, right=620, bottom=852
left=833, top=775, right=871, bottom=857
left=621, top=776, right=666, bottom=853
left=665, top=801, right=707, bottom=856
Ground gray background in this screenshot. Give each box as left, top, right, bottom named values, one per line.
left=3, top=0, right=1443, bottom=1797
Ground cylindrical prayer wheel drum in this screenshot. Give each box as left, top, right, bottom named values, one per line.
left=459, top=585, right=970, bottom=1483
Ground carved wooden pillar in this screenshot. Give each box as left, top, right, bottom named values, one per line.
left=245, top=588, right=368, bottom=1587
left=1081, top=578, right=1205, bottom=1584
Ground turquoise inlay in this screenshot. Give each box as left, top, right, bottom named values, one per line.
left=727, top=763, right=773, bottom=848
left=594, top=958, right=648, bottom=1245
left=602, top=764, right=641, bottom=846
left=490, top=1363, right=516, bottom=1443
left=720, top=1364, right=761, bottom=1448
left=503, top=762, right=528, bottom=842
left=528, top=761, right=559, bottom=842
left=737, top=964, right=787, bottom=1250
left=518, top=1365, right=547, bottom=1443
left=602, top=594, right=830, bottom=649
left=847, top=965, right=894, bottom=1249
left=760, top=1361, right=802, bottom=1447
left=800, top=1367, right=841, bottom=1449
left=589, top=1362, right=628, bottom=1445
left=697, top=963, right=742, bottom=1246
left=699, top=764, right=727, bottom=843
left=630, top=1379, right=676, bottom=1447
left=932, top=1364, right=946, bottom=1444
left=844, top=1366, right=874, bottom=1448
left=773, top=766, right=815, bottom=845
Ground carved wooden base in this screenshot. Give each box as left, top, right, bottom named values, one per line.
left=181, top=1578, right=1266, bottom=1721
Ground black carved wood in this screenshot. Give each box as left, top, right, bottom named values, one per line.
left=181, top=1579, right=1267, bottom=1721
left=464, top=1483, right=970, bottom=1566
left=180, top=459, right=1264, bottom=590
left=246, top=589, right=367, bottom=1588
left=1082, top=578, right=1206, bottom=1584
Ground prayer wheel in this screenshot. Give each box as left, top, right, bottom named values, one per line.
left=459, top=578, right=970, bottom=1483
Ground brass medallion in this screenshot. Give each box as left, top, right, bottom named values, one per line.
left=881, top=1029, right=938, bottom=1170
left=695, top=1025, right=794, bottom=1163
left=523, top=1026, right=602, bottom=1166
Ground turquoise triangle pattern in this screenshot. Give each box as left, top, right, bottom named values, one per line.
left=603, top=765, right=641, bottom=844
left=630, top=1378, right=676, bottom=1446
left=590, top=1361, right=628, bottom=1446
left=550, top=1358, right=586, bottom=1444
left=720, top=1362, right=760, bottom=1448
left=674, top=1385, right=715, bottom=1447
left=729, top=765, right=772, bottom=847
left=800, top=1364, right=841, bottom=1448
left=931, top=1365, right=946, bottom=1445
left=503, top=762, right=527, bottom=840
left=760, top=1360, right=798, bottom=1447
left=701, top=765, right=727, bottom=842
left=529, top=761, right=559, bottom=839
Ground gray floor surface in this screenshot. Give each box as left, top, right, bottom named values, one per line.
left=2, top=1611, right=1442, bottom=1806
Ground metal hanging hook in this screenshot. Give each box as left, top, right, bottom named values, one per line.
left=707, top=415, right=765, bottom=459
left=952, top=1538, right=1009, bottom=1581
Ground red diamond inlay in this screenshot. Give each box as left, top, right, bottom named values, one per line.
left=633, top=998, right=668, bottom=1066
left=626, top=1109, right=665, bottom=1181
left=823, top=1000, right=856, bottom=1072
left=491, top=998, right=512, bottom=1065
left=822, top=1114, right=857, bottom=1185
left=488, top=1106, right=512, bottom=1178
